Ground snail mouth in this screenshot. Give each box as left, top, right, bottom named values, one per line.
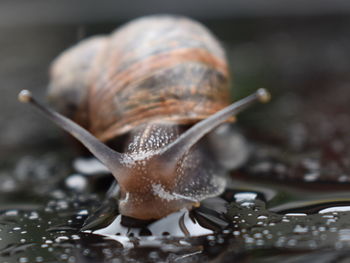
left=118, top=191, right=196, bottom=220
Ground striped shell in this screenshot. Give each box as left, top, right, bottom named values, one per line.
left=48, top=15, right=230, bottom=142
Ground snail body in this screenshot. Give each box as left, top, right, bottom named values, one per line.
left=19, top=15, right=270, bottom=220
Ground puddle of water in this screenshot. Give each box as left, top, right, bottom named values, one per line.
left=2, top=162, right=350, bottom=263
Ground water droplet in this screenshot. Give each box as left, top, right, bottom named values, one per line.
left=5, top=210, right=19, bottom=216
left=65, top=174, right=88, bottom=191
left=18, top=257, right=29, bottom=263
left=303, top=172, right=320, bottom=182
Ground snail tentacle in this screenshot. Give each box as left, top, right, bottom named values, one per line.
left=18, top=90, right=125, bottom=178
left=159, top=88, right=270, bottom=166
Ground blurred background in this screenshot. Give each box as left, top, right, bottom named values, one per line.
left=1, top=0, right=350, bottom=161
left=1, top=2, right=350, bottom=262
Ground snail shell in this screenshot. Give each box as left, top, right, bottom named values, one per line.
left=48, top=15, right=230, bottom=142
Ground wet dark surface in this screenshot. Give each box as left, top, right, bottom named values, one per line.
left=1, top=16, right=350, bottom=262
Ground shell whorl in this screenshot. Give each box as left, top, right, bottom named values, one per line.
left=48, top=36, right=108, bottom=128
left=49, top=15, right=230, bottom=142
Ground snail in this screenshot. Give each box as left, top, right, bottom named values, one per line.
left=18, top=15, right=270, bottom=220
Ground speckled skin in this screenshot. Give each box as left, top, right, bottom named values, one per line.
left=117, top=123, right=226, bottom=219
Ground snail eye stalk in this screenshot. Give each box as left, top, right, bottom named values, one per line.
left=160, top=88, right=271, bottom=165
left=18, top=90, right=125, bottom=179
